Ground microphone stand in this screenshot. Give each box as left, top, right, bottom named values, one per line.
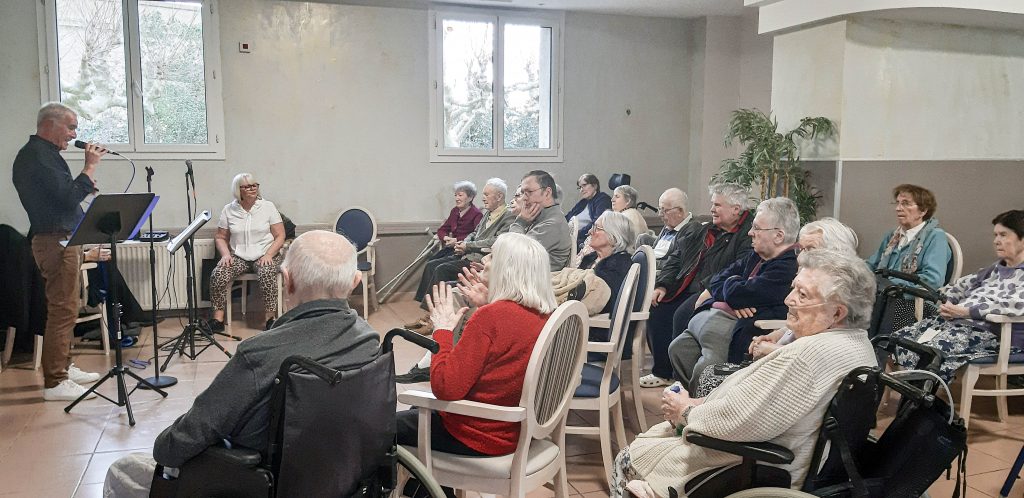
left=139, top=166, right=177, bottom=389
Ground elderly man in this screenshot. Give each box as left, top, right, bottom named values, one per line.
left=668, top=197, right=801, bottom=394
left=103, top=230, right=380, bottom=497
left=510, top=170, right=572, bottom=271
left=12, top=102, right=109, bottom=401
left=639, top=188, right=700, bottom=269
left=640, top=184, right=755, bottom=388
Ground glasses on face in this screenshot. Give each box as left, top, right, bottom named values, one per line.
left=240, top=184, right=260, bottom=190
left=591, top=224, right=605, bottom=233
left=890, top=201, right=917, bottom=208
left=520, top=187, right=541, bottom=196
left=752, top=226, right=780, bottom=232
left=657, top=207, right=681, bottom=215
left=577, top=183, right=593, bottom=191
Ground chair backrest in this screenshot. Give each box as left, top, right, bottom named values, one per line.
left=270, top=353, right=396, bottom=497
left=521, top=300, right=589, bottom=440
left=945, top=232, right=963, bottom=284
left=604, top=264, right=641, bottom=367
left=631, top=245, right=655, bottom=315
left=334, top=207, right=378, bottom=254
left=568, top=217, right=580, bottom=265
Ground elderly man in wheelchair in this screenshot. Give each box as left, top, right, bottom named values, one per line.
left=103, top=230, right=384, bottom=497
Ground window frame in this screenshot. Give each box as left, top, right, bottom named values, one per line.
left=37, top=0, right=226, bottom=159
left=429, top=7, right=564, bottom=163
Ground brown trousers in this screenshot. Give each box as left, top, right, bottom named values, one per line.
left=31, top=233, right=83, bottom=388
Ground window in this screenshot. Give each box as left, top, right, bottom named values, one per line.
left=430, top=9, right=563, bottom=162
left=38, top=0, right=225, bottom=157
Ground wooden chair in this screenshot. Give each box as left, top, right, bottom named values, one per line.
left=334, top=207, right=380, bottom=318
left=958, top=313, right=1024, bottom=429
left=34, top=262, right=110, bottom=369
left=398, top=300, right=589, bottom=498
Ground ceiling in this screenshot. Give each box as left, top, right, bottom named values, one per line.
left=334, top=0, right=747, bottom=19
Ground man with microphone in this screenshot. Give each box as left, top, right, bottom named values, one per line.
left=12, top=101, right=109, bottom=401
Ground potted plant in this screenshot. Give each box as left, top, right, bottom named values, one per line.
left=713, top=109, right=837, bottom=222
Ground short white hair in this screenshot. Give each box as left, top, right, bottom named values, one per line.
left=613, top=185, right=640, bottom=209
left=797, top=249, right=876, bottom=329
left=596, top=211, right=635, bottom=254
left=37, top=102, right=74, bottom=128
left=800, top=217, right=859, bottom=254
left=454, top=180, right=477, bottom=199
left=709, top=183, right=752, bottom=210
left=487, top=233, right=557, bottom=314
left=231, top=172, right=258, bottom=202
left=281, top=230, right=358, bottom=299
left=756, top=197, right=800, bottom=245
left=660, top=188, right=687, bottom=210
left=484, top=178, right=507, bottom=200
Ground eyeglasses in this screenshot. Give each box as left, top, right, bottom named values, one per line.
left=577, top=184, right=592, bottom=191
left=890, top=201, right=917, bottom=208
left=520, top=187, right=541, bottom=196
left=657, top=207, right=681, bottom=215
left=591, top=225, right=605, bottom=233
left=240, top=184, right=260, bottom=190
left=752, top=226, right=780, bottom=232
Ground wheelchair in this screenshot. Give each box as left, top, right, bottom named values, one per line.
left=675, top=338, right=967, bottom=498
left=150, top=328, right=447, bottom=498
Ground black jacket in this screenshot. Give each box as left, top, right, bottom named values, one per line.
left=655, top=211, right=754, bottom=299
left=0, top=225, right=47, bottom=352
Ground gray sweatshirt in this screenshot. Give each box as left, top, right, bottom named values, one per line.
left=509, top=204, right=571, bottom=271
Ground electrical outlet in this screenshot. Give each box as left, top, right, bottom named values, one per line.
left=239, top=42, right=251, bottom=53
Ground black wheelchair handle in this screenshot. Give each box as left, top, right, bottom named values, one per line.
left=383, top=328, right=440, bottom=354
left=278, top=355, right=345, bottom=384
left=875, top=268, right=922, bottom=284
left=879, top=371, right=936, bottom=407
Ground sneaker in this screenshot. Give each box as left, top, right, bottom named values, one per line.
left=395, top=366, right=430, bottom=384
left=638, top=373, right=673, bottom=388
left=265, top=318, right=275, bottom=331
left=208, top=319, right=225, bottom=333
left=43, top=379, right=97, bottom=401
left=68, top=363, right=101, bottom=384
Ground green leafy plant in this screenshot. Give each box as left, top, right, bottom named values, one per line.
left=713, top=109, right=837, bottom=222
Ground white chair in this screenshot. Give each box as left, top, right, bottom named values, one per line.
left=334, top=207, right=380, bottom=318
left=957, top=313, right=1024, bottom=430
left=34, top=262, right=110, bottom=369
left=914, top=232, right=964, bottom=320
left=225, top=272, right=284, bottom=332
left=590, top=245, right=656, bottom=433
left=398, top=300, right=589, bottom=498
left=568, top=264, right=639, bottom=489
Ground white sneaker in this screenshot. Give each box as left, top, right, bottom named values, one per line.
left=68, top=363, right=101, bottom=384
left=43, top=379, right=97, bottom=401
left=639, top=373, right=673, bottom=388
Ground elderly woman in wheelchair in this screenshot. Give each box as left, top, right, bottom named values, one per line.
left=612, top=250, right=878, bottom=498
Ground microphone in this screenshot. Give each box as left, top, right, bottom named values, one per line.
left=73, top=140, right=123, bottom=157
left=637, top=201, right=657, bottom=213
left=185, top=159, right=195, bottom=192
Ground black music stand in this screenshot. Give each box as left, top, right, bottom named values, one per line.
left=64, top=193, right=167, bottom=427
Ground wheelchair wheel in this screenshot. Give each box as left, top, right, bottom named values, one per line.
left=724, top=488, right=817, bottom=498
left=391, top=445, right=447, bottom=498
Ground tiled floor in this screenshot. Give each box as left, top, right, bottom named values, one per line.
left=1, top=298, right=1023, bottom=497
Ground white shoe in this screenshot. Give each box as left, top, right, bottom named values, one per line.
left=639, top=374, right=673, bottom=388
left=68, top=363, right=101, bottom=384
left=43, top=379, right=97, bottom=401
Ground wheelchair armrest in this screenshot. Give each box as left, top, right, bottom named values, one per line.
left=684, top=431, right=794, bottom=465
left=399, top=390, right=526, bottom=422
left=201, top=444, right=263, bottom=467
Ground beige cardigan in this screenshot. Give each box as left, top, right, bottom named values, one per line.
left=628, top=328, right=877, bottom=497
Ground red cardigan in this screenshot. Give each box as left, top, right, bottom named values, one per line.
left=436, top=205, right=483, bottom=242
left=430, top=300, right=549, bottom=455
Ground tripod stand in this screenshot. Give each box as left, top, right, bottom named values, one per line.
left=65, top=194, right=167, bottom=427
left=160, top=220, right=234, bottom=372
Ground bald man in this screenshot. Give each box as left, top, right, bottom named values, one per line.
left=104, top=231, right=381, bottom=497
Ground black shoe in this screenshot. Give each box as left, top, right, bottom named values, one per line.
left=395, top=366, right=430, bottom=384
left=208, top=319, right=225, bottom=333
left=265, top=318, right=275, bottom=331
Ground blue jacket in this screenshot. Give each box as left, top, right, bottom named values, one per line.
left=866, top=226, right=951, bottom=290
left=699, top=247, right=799, bottom=320
left=565, top=191, right=612, bottom=247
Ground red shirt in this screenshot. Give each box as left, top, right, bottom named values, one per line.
left=430, top=300, right=549, bottom=455
left=436, top=205, right=483, bottom=242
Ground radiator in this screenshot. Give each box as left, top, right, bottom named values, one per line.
left=116, top=239, right=216, bottom=311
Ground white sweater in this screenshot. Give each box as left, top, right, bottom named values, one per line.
left=628, top=328, right=877, bottom=497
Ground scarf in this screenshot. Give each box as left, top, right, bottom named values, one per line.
left=875, top=217, right=940, bottom=274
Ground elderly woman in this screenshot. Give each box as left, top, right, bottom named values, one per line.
left=667, top=197, right=800, bottom=393
left=432, top=180, right=484, bottom=260
left=612, top=249, right=878, bottom=498
left=578, top=185, right=648, bottom=263
left=209, top=173, right=285, bottom=332
left=578, top=211, right=636, bottom=316
left=566, top=173, right=612, bottom=250
left=893, top=210, right=1024, bottom=381
left=867, top=184, right=951, bottom=289
left=396, top=233, right=557, bottom=475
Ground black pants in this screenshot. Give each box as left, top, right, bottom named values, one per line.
left=415, top=255, right=472, bottom=303
left=647, top=292, right=696, bottom=379
left=395, top=409, right=486, bottom=457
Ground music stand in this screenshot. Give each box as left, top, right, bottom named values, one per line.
left=64, top=193, right=167, bottom=427
left=160, top=211, right=235, bottom=372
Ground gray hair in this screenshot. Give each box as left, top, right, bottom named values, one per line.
left=597, top=211, right=636, bottom=254
left=708, top=183, right=752, bottom=210
left=756, top=197, right=800, bottom=245
left=454, top=180, right=477, bottom=199
left=613, top=185, right=640, bottom=209
left=800, top=217, right=859, bottom=254
left=487, top=233, right=557, bottom=314
left=231, top=172, right=259, bottom=202
left=484, top=177, right=507, bottom=200
left=660, top=188, right=688, bottom=210
left=797, top=249, right=876, bottom=330
left=281, top=230, right=358, bottom=299
left=37, top=102, right=75, bottom=128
